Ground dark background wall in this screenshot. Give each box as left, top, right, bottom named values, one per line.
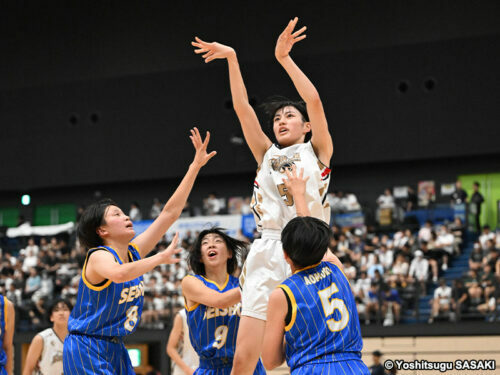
left=1, top=0, right=499, bottom=210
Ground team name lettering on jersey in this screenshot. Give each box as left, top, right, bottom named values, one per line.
left=203, top=303, right=241, bottom=320
left=118, top=281, right=145, bottom=304
left=303, top=266, right=332, bottom=286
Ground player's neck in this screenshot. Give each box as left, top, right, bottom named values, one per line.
left=204, top=266, right=228, bottom=287
left=103, top=239, right=130, bottom=262
left=53, top=323, right=68, bottom=342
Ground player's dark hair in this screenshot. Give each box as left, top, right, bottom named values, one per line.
left=47, top=298, right=72, bottom=320
left=77, top=198, right=117, bottom=249
left=281, top=216, right=330, bottom=268
left=260, top=96, right=311, bottom=144
left=189, top=227, right=246, bottom=276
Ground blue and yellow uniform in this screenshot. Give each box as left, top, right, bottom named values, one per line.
left=0, top=295, right=8, bottom=375
left=279, top=261, right=370, bottom=374
left=63, top=244, right=144, bottom=375
left=185, top=274, right=266, bottom=375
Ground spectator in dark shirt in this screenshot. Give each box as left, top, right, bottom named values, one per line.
left=451, top=279, right=469, bottom=319
left=470, top=182, right=485, bottom=233
left=451, top=180, right=468, bottom=205
left=369, top=350, right=385, bottom=375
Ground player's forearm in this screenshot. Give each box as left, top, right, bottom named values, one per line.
left=218, top=288, right=241, bottom=308
left=110, top=255, right=161, bottom=283
left=167, top=347, right=192, bottom=373
left=276, top=55, right=321, bottom=104
left=162, top=163, right=201, bottom=218
left=293, top=194, right=311, bottom=217
left=227, top=53, right=251, bottom=110
left=5, top=348, right=13, bottom=375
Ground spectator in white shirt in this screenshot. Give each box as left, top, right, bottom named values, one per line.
left=25, top=238, right=40, bottom=256
left=129, top=202, right=142, bottom=221
left=434, top=226, right=455, bottom=270
left=428, top=278, right=452, bottom=323
left=418, top=220, right=433, bottom=243
left=408, top=250, right=429, bottom=294
left=22, top=249, right=39, bottom=273
left=377, top=189, right=396, bottom=209
left=479, top=225, right=495, bottom=251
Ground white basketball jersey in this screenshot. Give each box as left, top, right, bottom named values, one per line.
left=251, top=141, right=331, bottom=231
left=36, top=328, right=64, bottom=375
left=172, top=309, right=199, bottom=375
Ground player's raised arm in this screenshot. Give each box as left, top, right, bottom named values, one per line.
left=182, top=275, right=241, bottom=310
left=87, top=233, right=182, bottom=284
left=275, top=17, right=333, bottom=165
left=132, top=128, right=216, bottom=257
left=192, top=37, right=272, bottom=165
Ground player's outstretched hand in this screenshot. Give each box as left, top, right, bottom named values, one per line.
left=190, top=127, right=217, bottom=168
left=282, top=165, right=309, bottom=198
left=191, top=37, right=235, bottom=63
left=158, top=232, right=182, bottom=264
left=275, top=17, right=307, bottom=60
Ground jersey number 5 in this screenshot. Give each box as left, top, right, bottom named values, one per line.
left=318, top=282, right=349, bottom=332
left=213, top=325, right=228, bottom=349
left=277, top=183, right=294, bottom=206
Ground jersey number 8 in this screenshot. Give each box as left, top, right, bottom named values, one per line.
left=318, top=282, right=349, bottom=332
left=124, top=306, right=139, bottom=332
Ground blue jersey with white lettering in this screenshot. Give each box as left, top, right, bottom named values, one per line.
left=68, top=244, right=144, bottom=337
left=0, top=295, right=7, bottom=370
left=185, top=274, right=240, bottom=367
left=279, top=261, right=364, bottom=371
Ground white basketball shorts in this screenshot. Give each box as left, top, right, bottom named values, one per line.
left=239, top=229, right=291, bottom=321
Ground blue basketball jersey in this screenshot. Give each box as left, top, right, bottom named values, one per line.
left=185, top=274, right=240, bottom=368
left=279, top=261, right=364, bottom=371
left=68, top=244, right=144, bottom=337
left=0, top=295, right=7, bottom=370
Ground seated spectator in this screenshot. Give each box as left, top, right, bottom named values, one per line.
left=129, top=201, right=143, bottom=221
left=150, top=198, right=162, bottom=219
left=377, top=244, right=394, bottom=271
left=479, top=225, right=495, bottom=251
left=28, top=297, right=48, bottom=330
left=449, top=217, right=465, bottom=245
left=203, top=192, right=221, bottom=215
left=482, top=245, right=498, bottom=269
left=408, top=250, right=429, bottom=294
left=463, top=270, right=483, bottom=308
left=434, top=226, right=455, bottom=270
left=479, top=264, right=496, bottom=301
left=469, top=242, right=483, bottom=271
left=419, top=241, right=439, bottom=283
left=365, top=284, right=381, bottom=325
left=343, top=258, right=357, bottom=281
left=25, top=238, right=40, bottom=257
left=24, top=268, right=41, bottom=300
left=22, top=249, right=39, bottom=273
left=389, top=254, right=409, bottom=286
left=451, top=279, right=469, bottom=320
left=32, top=271, right=54, bottom=303
left=418, top=220, right=433, bottom=243
left=376, top=188, right=395, bottom=224
left=367, top=255, right=385, bottom=280
left=341, top=191, right=361, bottom=212
left=377, top=188, right=395, bottom=210
left=381, top=282, right=401, bottom=326
left=428, top=278, right=452, bottom=323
